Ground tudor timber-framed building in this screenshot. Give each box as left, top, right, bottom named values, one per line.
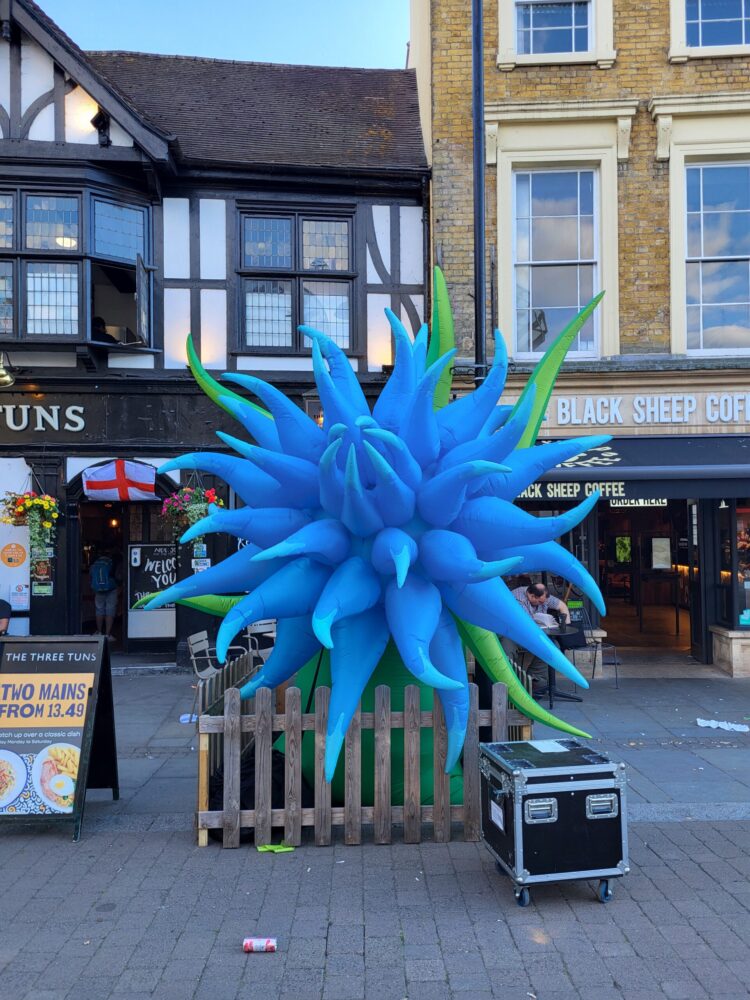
left=0, top=0, right=428, bottom=656
left=410, top=0, right=750, bottom=673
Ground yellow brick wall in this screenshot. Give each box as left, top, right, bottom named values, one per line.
left=429, top=0, right=750, bottom=356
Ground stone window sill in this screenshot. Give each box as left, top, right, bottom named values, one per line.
left=497, top=50, right=616, bottom=71
left=669, top=43, right=750, bottom=63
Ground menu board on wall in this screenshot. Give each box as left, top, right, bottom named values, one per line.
left=0, top=637, right=118, bottom=840
left=127, top=544, right=177, bottom=639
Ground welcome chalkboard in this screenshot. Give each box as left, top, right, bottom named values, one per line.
left=127, top=544, right=176, bottom=640
left=0, top=636, right=118, bottom=840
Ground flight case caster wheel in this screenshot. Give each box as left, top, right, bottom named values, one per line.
left=514, top=887, right=531, bottom=907
left=597, top=879, right=613, bottom=903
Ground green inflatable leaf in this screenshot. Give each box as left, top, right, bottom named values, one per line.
left=456, top=617, right=592, bottom=740
left=427, top=266, right=456, bottom=411
left=131, top=592, right=243, bottom=617
left=512, top=292, right=604, bottom=449
left=186, top=335, right=272, bottom=421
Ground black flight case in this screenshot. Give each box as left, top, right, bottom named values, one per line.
left=479, top=738, right=629, bottom=906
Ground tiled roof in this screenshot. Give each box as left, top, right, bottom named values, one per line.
left=86, top=51, right=428, bottom=173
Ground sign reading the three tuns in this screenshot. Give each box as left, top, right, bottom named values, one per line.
left=0, top=637, right=118, bottom=840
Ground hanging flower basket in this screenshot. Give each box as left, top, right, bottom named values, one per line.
left=161, top=486, right=223, bottom=541
left=0, top=491, right=60, bottom=555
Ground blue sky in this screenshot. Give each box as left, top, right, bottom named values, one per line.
left=39, top=0, right=410, bottom=68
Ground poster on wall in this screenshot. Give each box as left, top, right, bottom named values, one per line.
left=0, top=523, right=30, bottom=633
left=0, top=637, right=119, bottom=840
left=127, top=544, right=177, bottom=639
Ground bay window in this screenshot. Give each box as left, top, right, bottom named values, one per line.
left=240, top=211, right=354, bottom=351
left=0, top=186, right=150, bottom=346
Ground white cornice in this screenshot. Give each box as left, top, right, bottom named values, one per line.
left=485, top=98, right=639, bottom=123
left=649, top=92, right=750, bottom=119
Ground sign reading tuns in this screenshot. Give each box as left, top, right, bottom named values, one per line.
left=0, top=637, right=118, bottom=840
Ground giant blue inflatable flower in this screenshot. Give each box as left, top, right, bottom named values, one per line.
left=147, top=306, right=607, bottom=780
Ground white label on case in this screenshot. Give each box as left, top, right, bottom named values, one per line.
left=490, top=799, right=505, bottom=832
left=528, top=740, right=569, bottom=753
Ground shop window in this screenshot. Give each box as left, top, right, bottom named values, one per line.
left=25, top=262, right=79, bottom=336
left=736, top=500, right=750, bottom=625
left=513, top=168, right=598, bottom=356
left=516, top=1, right=590, bottom=54
left=25, top=195, right=79, bottom=251
left=498, top=0, right=615, bottom=68
left=240, top=211, right=354, bottom=352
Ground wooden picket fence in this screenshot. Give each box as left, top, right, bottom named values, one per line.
left=197, top=680, right=532, bottom=849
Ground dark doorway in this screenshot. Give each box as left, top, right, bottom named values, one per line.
left=598, top=500, right=690, bottom=652
left=77, top=499, right=174, bottom=653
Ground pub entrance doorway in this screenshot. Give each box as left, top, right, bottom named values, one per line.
left=597, top=500, right=691, bottom=654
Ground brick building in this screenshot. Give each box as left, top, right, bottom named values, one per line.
left=410, top=0, right=750, bottom=673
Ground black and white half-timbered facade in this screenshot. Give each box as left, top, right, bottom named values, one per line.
left=0, top=0, right=428, bottom=652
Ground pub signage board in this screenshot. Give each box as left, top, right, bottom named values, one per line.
left=0, top=636, right=118, bottom=840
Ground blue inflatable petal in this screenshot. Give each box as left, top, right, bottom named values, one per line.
left=239, top=616, right=320, bottom=699
left=453, top=491, right=600, bottom=549
left=220, top=396, right=281, bottom=452
left=400, top=350, right=456, bottom=469
left=325, top=607, right=390, bottom=781
left=300, top=325, right=370, bottom=417
left=159, top=453, right=283, bottom=508
left=180, top=507, right=311, bottom=548
left=419, top=529, right=523, bottom=583
left=216, top=558, right=331, bottom=662
left=144, top=544, right=280, bottom=611
left=361, top=426, right=422, bottom=490
left=441, top=577, right=589, bottom=688
left=430, top=610, right=470, bottom=772
left=251, top=518, right=350, bottom=566
left=222, top=372, right=326, bottom=461
left=215, top=432, right=319, bottom=507
left=437, top=339, right=508, bottom=451
left=371, top=527, right=418, bottom=586
left=372, top=309, right=416, bottom=432
left=416, top=460, right=511, bottom=527
left=439, top=384, right=537, bottom=471
left=385, top=576, right=463, bottom=691
left=319, top=438, right=344, bottom=517
left=493, top=540, right=606, bottom=616
left=341, top=445, right=384, bottom=538
left=362, top=441, right=416, bottom=526
left=412, top=322, right=429, bottom=377
left=312, top=556, right=382, bottom=648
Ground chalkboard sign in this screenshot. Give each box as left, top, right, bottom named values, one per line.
left=0, top=636, right=118, bottom=840
left=127, top=544, right=176, bottom=640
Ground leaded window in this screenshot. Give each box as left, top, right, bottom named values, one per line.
left=240, top=212, right=354, bottom=351
left=94, top=200, right=146, bottom=263
left=686, top=0, right=750, bottom=47
left=516, top=1, right=590, bottom=54
left=514, top=168, right=597, bottom=355
left=26, top=262, right=79, bottom=336
left=25, top=195, right=79, bottom=251
left=686, top=163, right=750, bottom=352
left=0, top=195, right=13, bottom=249
left=0, top=262, right=12, bottom=335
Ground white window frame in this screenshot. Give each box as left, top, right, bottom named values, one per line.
left=669, top=0, right=750, bottom=63
left=512, top=167, right=600, bottom=359
left=498, top=0, right=616, bottom=70
left=487, top=99, right=636, bottom=359
left=651, top=94, right=750, bottom=356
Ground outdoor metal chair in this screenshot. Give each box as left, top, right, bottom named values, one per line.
left=569, top=607, right=619, bottom=688
left=245, top=619, right=277, bottom=661
left=186, top=630, right=246, bottom=721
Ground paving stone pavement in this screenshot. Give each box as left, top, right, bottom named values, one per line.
left=2, top=820, right=750, bottom=1000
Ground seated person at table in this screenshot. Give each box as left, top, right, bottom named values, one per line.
left=501, top=584, right=571, bottom=696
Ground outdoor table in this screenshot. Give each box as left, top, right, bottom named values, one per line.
left=515, top=625, right=584, bottom=710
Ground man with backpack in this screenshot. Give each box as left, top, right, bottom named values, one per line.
left=90, top=550, right=119, bottom=640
